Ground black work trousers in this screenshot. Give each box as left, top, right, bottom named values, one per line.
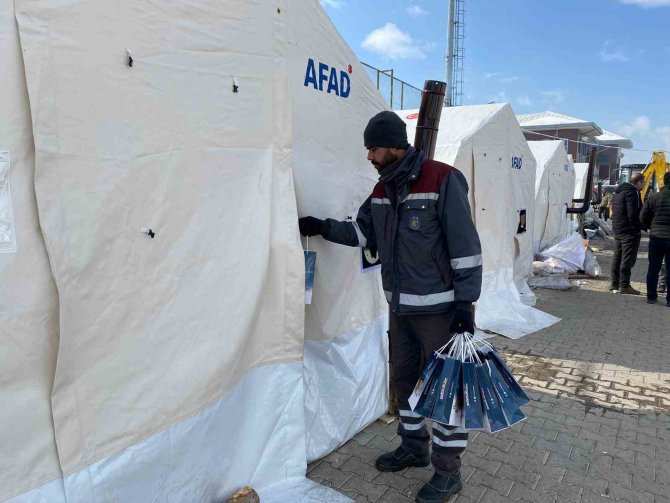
left=611, top=233, right=641, bottom=288
left=389, top=310, right=467, bottom=476
left=647, top=236, right=670, bottom=302
left=660, top=261, right=667, bottom=289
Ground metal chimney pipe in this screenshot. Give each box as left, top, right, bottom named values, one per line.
left=413, top=80, right=447, bottom=160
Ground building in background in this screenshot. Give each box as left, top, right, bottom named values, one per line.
left=517, top=111, right=632, bottom=185
left=596, top=130, right=634, bottom=184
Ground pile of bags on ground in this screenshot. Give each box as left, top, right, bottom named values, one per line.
left=583, top=208, right=612, bottom=240
left=529, top=232, right=602, bottom=290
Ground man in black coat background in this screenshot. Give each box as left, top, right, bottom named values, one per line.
left=610, top=173, right=645, bottom=295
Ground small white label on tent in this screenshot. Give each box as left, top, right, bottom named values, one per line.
left=0, top=151, right=17, bottom=253
left=361, top=247, right=381, bottom=274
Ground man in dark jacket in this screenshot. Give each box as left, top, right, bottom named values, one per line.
left=299, top=111, right=482, bottom=503
left=610, top=173, right=645, bottom=295
left=640, top=172, right=670, bottom=305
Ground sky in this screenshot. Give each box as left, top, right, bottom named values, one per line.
left=320, top=0, right=670, bottom=164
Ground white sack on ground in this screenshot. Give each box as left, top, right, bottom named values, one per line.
left=583, top=250, right=602, bottom=278
left=528, top=275, right=572, bottom=291
left=402, top=104, right=559, bottom=339
left=538, top=232, right=586, bottom=275
left=529, top=141, right=576, bottom=254
left=0, top=3, right=64, bottom=501
left=286, top=4, right=389, bottom=461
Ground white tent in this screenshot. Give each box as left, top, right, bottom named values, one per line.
left=1, top=1, right=389, bottom=501
left=529, top=141, right=577, bottom=253
left=574, top=162, right=590, bottom=201
left=401, top=104, right=559, bottom=339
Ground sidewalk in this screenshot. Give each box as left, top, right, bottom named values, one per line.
left=307, top=236, right=670, bottom=503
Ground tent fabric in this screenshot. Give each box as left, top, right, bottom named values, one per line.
left=0, top=3, right=63, bottom=500
left=574, top=162, right=590, bottom=200
left=401, top=104, right=559, bottom=339
left=284, top=0, right=390, bottom=460
left=529, top=141, right=576, bottom=253
left=3, top=0, right=384, bottom=500
left=16, top=0, right=305, bottom=478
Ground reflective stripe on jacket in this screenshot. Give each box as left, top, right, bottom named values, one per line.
left=325, top=158, right=482, bottom=315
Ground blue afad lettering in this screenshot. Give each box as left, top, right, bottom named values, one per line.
left=303, top=58, right=351, bottom=98
left=511, top=156, right=523, bottom=170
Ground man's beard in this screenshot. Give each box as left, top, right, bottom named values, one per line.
left=372, top=151, right=399, bottom=170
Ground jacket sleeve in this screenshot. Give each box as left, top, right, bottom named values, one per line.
left=626, top=190, right=642, bottom=234
left=438, top=170, right=482, bottom=308
left=640, top=195, right=654, bottom=232
left=323, top=196, right=376, bottom=248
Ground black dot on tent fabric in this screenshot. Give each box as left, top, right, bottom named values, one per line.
left=277, top=7, right=281, bottom=13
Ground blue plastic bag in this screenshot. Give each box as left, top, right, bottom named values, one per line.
left=461, top=361, right=484, bottom=430
left=304, top=250, right=317, bottom=304
left=429, top=356, right=462, bottom=425
left=476, top=362, right=509, bottom=433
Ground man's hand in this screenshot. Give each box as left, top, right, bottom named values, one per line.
left=299, top=216, right=328, bottom=237
left=450, top=307, right=475, bottom=335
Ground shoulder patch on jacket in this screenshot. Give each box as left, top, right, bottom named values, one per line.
left=371, top=182, right=386, bottom=199
left=410, top=160, right=459, bottom=194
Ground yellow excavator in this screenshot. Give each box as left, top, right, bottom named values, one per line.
left=641, top=151, right=669, bottom=202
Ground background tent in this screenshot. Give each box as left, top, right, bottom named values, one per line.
left=401, top=104, right=559, bottom=339
left=530, top=141, right=576, bottom=253
left=3, top=1, right=388, bottom=501
left=574, top=162, right=590, bottom=201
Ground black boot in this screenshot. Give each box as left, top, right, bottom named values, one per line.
left=375, top=446, right=430, bottom=472
left=415, top=471, right=462, bottom=502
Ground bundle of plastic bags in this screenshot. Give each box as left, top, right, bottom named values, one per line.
left=408, top=333, right=529, bottom=433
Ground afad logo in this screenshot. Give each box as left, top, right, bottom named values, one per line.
left=304, top=58, right=351, bottom=98
left=511, top=156, right=523, bottom=170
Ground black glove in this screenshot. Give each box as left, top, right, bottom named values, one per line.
left=299, top=216, right=329, bottom=237
left=450, top=307, right=475, bottom=335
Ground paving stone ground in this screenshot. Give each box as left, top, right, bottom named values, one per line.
left=307, top=236, right=670, bottom=503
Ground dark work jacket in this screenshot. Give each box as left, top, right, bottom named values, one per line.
left=640, top=187, right=670, bottom=240
left=324, top=150, right=482, bottom=315
left=611, top=182, right=642, bottom=237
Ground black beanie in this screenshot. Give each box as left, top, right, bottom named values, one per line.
left=364, top=111, right=410, bottom=149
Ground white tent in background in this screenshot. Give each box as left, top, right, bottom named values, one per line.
left=1, top=1, right=389, bottom=501
left=529, top=141, right=577, bottom=253
left=401, top=104, right=559, bottom=339
left=574, top=163, right=590, bottom=201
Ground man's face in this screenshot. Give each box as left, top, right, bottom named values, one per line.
left=634, top=179, right=645, bottom=191
left=367, top=147, right=401, bottom=170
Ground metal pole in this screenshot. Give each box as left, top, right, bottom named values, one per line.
left=446, top=0, right=456, bottom=107
left=389, top=69, right=394, bottom=108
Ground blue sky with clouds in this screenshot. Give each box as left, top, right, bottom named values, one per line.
left=320, top=0, right=670, bottom=164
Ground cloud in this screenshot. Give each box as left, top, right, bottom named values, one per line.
left=614, top=116, right=670, bottom=163
left=362, top=23, right=426, bottom=60
left=320, top=0, right=345, bottom=8
left=656, top=126, right=670, bottom=149
left=541, top=89, right=566, bottom=102
left=485, top=72, right=518, bottom=83
left=517, top=96, right=532, bottom=107
left=599, top=41, right=630, bottom=62
left=618, top=115, right=652, bottom=137
left=488, top=91, right=508, bottom=103
left=406, top=4, right=427, bottom=17
left=620, top=0, right=670, bottom=7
